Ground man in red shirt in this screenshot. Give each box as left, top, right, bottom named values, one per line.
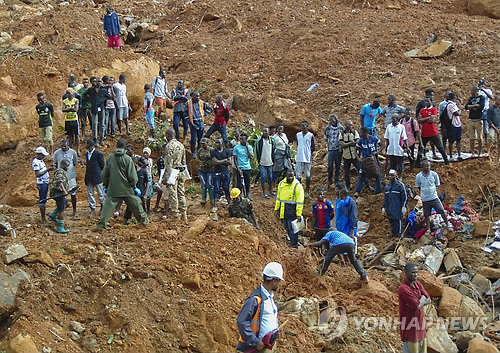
left=398, top=263, right=431, bottom=353
left=205, top=94, right=230, bottom=146
left=312, top=188, right=335, bottom=241
left=417, top=97, right=449, bottom=165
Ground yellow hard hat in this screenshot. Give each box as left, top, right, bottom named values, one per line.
left=230, top=188, right=241, bottom=199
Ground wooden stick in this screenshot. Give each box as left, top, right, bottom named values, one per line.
left=197, top=10, right=208, bottom=30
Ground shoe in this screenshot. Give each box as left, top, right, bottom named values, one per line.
left=211, top=207, right=217, bottom=212
left=192, top=153, right=196, bottom=159
left=56, top=219, right=69, bottom=233
left=304, top=193, right=310, bottom=199
left=286, top=235, right=290, bottom=241
left=113, top=212, right=119, bottom=218
left=263, top=194, right=269, bottom=198
left=89, top=208, right=95, bottom=217
left=201, top=200, right=206, bottom=205
left=362, top=276, right=369, bottom=283
left=48, top=209, right=57, bottom=222
left=354, top=192, right=359, bottom=198
left=271, top=192, right=277, bottom=196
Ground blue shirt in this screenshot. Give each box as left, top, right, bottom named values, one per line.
left=189, top=100, right=212, bottom=129
left=356, top=136, right=380, bottom=158
left=335, top=197, right=358, bottom=236
left=103, top=12, right=121, bottom=36
left=360, top=104, right=382, bottom=129
left=233, top=144, right=254, bottom=170
left=322, top=230, right=354, bottom=247
left=258, top=285, right=278, bottom=339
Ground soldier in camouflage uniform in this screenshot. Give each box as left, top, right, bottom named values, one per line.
left=228, top=187, right=260, bottom=229
left=49, top=159, right=70, bottom=233
left=161, top=128, right=188, bottom=221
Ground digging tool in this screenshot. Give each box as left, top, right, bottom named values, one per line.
left=246, top=320, right=289, bottom=353
left=35, top=186, right=80, bottom=204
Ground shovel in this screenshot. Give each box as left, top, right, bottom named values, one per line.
left=35, top=186, right=80, bottom=204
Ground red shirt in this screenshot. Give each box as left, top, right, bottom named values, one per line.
left=398, top=280, right=429, bottom=343
left=419, top=107, right=439, bottom=137
left=213, top=102, right=230, bottom=125
left=312, top=200, right=335, bottom=229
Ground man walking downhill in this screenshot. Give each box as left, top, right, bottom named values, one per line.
left=338, top=120, right=360, bottom=191
left=171, top=79, right=190, bottom=141
left=53, top=139, right=78, bottom=216
left=255, top=127, right=276, bottom=198
left=187, top=91, right=212, bottom=159
left=233, top=132, right=254, bottom=199
left=152, top=70, right=168, bottom=119
left=275, top=169, right=304, bottom=248
left=103, top=5, right=122, bottom=49
left=84, top=139, right=105, bottom=217
left=33, top=147, right=53, bottom=222
left=113, top=74, right=131, bottom=135
left=418, top=97, right=449, bottom=165
left=384, top=113, right=408, bottom=179
left=465, top=85, right=486, bottom=156
left=236, top=262, right=283, bottom=353
left=382, top=169, right=408, bottom=238
left=398, top=263, right=431, bottom=353
left=36, top=93, right=54, bottom=155
left=205, top=94, right=230, bottom=147
left=161, top=128, right=188, bottom=222
left=295, top=120, right=315, bottom=198
left=324, top=114, right=344, bottom=186
left=98, top=139, right=148, bottom=229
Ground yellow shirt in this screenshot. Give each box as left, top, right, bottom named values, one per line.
left=63, top=98, right=78, bottom=121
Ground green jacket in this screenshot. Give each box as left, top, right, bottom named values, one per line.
left=102, top=148, right=137, bottom=197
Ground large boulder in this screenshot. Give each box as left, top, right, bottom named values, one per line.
left=458, top=296, right=486, bottom=331
left=426, top=327, right=458, bottom=353
left=479, top=266, right=500, bottom=280
left=468, top=338, right=499, bottom=353
left=0, top=105, right=30, bottom=151
left=278, top=297, right=320, bottom=327
left=438, top=287, right=462, bottom=318
left=419, top=270, right=444, bottom=297
left=468, top=0, right=500, bottom=19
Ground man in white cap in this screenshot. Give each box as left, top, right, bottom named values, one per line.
left=32, top=146, right=54, bottom=222
left=236, top=262, right=283, bottom=353
left=382, top=169, right=408, bottom=238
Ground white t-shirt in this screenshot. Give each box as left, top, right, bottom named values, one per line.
left=447, top=101, right=462, bottom=128
left=273, top=133, right=288, bottom=152
left=258, top=285, right=279, bottom=340
left=32, top=158, right=49, bottom=184
left=479, top=88, right=493, bottom=112
left=260, top=138, right=273, bottom=167
left=113, top=82, right=128, bottom=108
left=296, top=131, right=314, bottom=163
left=384, top=123, right=407, bottom=156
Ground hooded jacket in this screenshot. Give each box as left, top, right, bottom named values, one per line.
left=275, top=177, right=304, bottom=219
left=101, top=148, right=137, bottom=197
left=383, top=180, right=408, bottom=219
left=236, top=286, right=266, bottom=352
left=103, top=12, right=121, bottom=36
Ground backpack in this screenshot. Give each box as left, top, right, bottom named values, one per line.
left=439, top=102, right=452, bottom=129
left=361, top=155, right=379, bottom=178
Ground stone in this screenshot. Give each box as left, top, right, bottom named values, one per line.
left=458, top=296, right=486, bottom=330
left=278, top=297, right=320, bottom=327
left=23, top=251, right=55, bottom=268
left=418, top=270, right=444, bottom=297
left=443, top=249, right=462, bottom=274
left=64, top=43, right=82, bottom=51
left=70, top=321, right=85, bottom=334
left=474, top=220, right=493, bottom=237
left=5, top=244, right=28, bottom=264
left=0, top=269, right=30, bottom=307
left=424, top=303, right=438, bottom=321
left=471, top=273, right=491, bottom=295
left=70, top=331, right=80, bottom=341
left=0, top=214, right=15, bottom=236
left=18, top=35, right=35, bottom=46
left=455, top=331, right=483, bottom=352
left=232, top=95, right=258, bottom=113
left=438, top=286, right=462, bottom=318
left=181, top=273, right=201, bottom=290
left=9, top=334, right=39, bottom=353
left=202, top=13, right=220, bottom=21
left=0, top=104, right=30, bottom=157
left=426, top=327, right=458, bottom=353
left=479, top=266, right=500, bottom=280
left=468, top=0, right=500, bottom=19
left=468, top=338, right=499, bottom=353
left=191, top=330, right=216, bottom=352
left=0, top=32, right=11, bottom=46
left=212, top=318, right=229, bottom=345
left=404, top=40, right=453, bottom=59
left=215, top=70, right=227, bottom=81
left=423, top=246, right=444, bottom=275
left=458, top=283, right=475, bottom=298
left=81, top=337, right=98, bottom=350
left=184, top=218, right=207, bottom=239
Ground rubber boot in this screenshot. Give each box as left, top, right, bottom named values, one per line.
left=56, top=219, right=69, bottom=233
left=48, top=209, right=58, bottom=222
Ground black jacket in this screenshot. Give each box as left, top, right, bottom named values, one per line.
left=383, top=180, right=408, bottom=219
left=83, top=86, right=111, bottom=113
left=84, top=149, right=105, bottom=185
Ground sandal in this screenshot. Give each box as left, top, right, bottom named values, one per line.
left=263, top=194, right=269, bottom=198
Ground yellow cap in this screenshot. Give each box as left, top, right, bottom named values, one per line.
left=230, top=188, right=241, bottom=199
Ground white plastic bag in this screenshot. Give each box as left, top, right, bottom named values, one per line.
left=183, top=167, right=192, bottom=180
left=291, top=217, right=304, bottom=234
left=167, top=168, right=180, bottom=185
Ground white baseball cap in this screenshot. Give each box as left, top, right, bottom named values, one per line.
left=388, top=169, right=397, bottom=175
left=262, top=262, right=284, bottom=281
left=35, top=146, right=49, bottom=156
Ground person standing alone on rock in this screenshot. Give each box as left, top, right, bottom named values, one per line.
left=36, top=93, right=54, bottom=155
left=33, top=147, right=53, bottom=222
left=398, top=263, right=431, bottom=353
left=295, top=120, right=315, bottom=198
left=53, top=139, right=79, bottom=216
left=236, top=262, right=283, bottom=353
left=161, top=128, right=188, bottom=221
left=275, top=169, right=304, bottom=248
left=382, top=169, right=407, bottom=238
left=103, top=5, right=122, bottom=50
left=84, top=139, right=105, bottom=217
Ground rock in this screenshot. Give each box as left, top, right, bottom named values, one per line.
left=355, top=280, right=393, bottom=298
left=232, top=95, right=258, bottom=113
left=468, top=338, right=499, bottom=353
left=278, top=297, right=320, bottom=327
left=191, top=330, right=216, bottom=352
left=0, top=104, right=30, bottom=158
left=474, top=220, right=493, bottom=237
left=212, top=318, right=229, bottom=345
left=218, top=16, right=242, bottom=32
left=0, top=269, right=30, bottom=307
left=18, top=35, right=34, bottom=46
left=105, top=308, right=128, bottom=331
left=81, top=337, right=97, bottom=350
left=459, top=296, right=485, bottom=330
left=472, top=273, right=491, bottom=295
left=5, top=244, right=28, bottom=264
left=418, top=270, right=444, bottom=297
left=426, top=327, right=458, bottom=353
left=182, top=273, right=201, bottom=290
left=404, top=40, right=453, bottom=59
left=0, top=32, right=12, bottom=46
left=70, top=321, right=85, bottom=334
left=438, top=286, right=462, bottom=318
left=424, top=303, right=439, bottom=321
left=0, top=214, right=15, bottom=236
left=458, top=283, right=475, bottom=298
left=64, top=43, right=82, bottom=51
left=455, top=331, right=483, bottom=352
left=70, top=331, right=80, bottom=341
left=479, top=266, right=500, bottom=280
left=184, top=218, right=207, bottom=239
left=443, top=249, right=462, bottom=274
left=215, top=70, right=227, bottom=81
left=423, top=246, right=444, bottom=275
left=202, top=13, right=220, bottom=21
left=468, top=0, right=500, bottom=19
left=9, top=334, right=39, bottom=353
left=23, top=251, right=55, bottom=268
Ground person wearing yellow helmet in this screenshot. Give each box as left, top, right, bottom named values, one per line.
left=228, top=188, right=260, bottom=229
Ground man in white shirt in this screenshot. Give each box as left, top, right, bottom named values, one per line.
left=32, top=146, right=53, bottom=222
left=113, top=74, right=131, bottom=135
left=384, top=114, right=407, bottom=180
left=295, top=120, right=315, bottom=198
left=478, top=79, right=494, bottom=141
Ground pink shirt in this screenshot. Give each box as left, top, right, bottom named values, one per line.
left=402, top=118, right=420, bottom=146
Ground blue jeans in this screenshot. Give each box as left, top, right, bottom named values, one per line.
left=37, top=183, right=49, bottom=206
left=173, top=111, right=188, bottom=139
left=283, top=217, right=298, bottom=247
left=213, top=172, right=230, bottom=200
left=199, top=171, right=214, bottom=202
left=482, top=110, right=489, bottom=135
left=355, top=170, right=382, bottom=194
left=259, top=165, right=273, bottom=185
left=205, top=124, right=228, bottom=145
left=328, top=149, right=342, bottom=183
left=104, top=108, right=115, bottom=137
left=190, top=125, right=204, bottom=154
